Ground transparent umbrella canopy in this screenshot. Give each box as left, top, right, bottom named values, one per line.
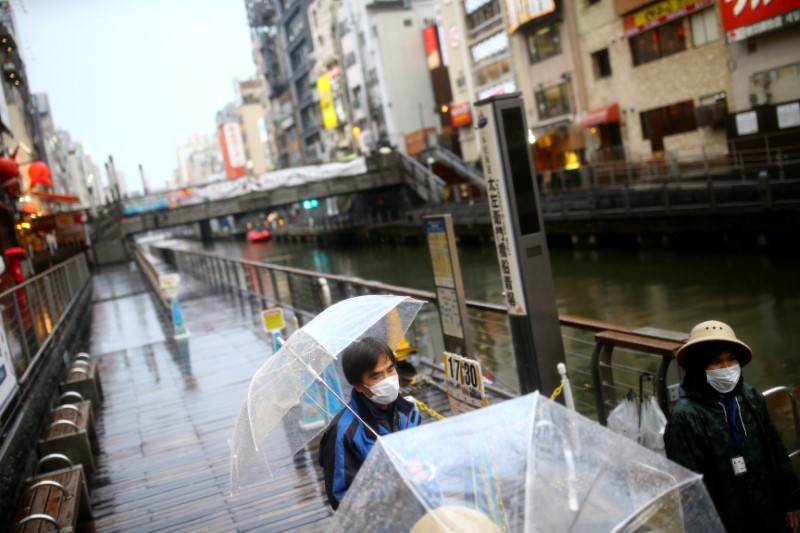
left=330, top=392, right=724, bottom=533
left=229, top=294, right=425, bottom=491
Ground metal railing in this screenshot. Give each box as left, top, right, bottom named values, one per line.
left=764, top=386, right=800, bottom=460
left=147, top=243, right=695, bottom=422
left=0, top=254, right=91, bottom=418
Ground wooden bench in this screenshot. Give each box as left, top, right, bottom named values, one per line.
left=61, top=359, right=104, bottom=408
left=13, top=465, right=92, bottom=533
left=38, top=401, right=98, bottom=476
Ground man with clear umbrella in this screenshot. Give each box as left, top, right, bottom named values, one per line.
left=319, top=336, right=422, bottom=509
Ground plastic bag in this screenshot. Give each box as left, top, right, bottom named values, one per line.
left=640, top=396, right=667, bottom=453
left=607, top=396, right=640, bottom=443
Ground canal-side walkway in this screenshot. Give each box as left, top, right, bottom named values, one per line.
left=86, top=262, right=335, bottom=532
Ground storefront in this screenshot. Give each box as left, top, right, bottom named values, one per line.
left=581, top=103, right=622, bottom=162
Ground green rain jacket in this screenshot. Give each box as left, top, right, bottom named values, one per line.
left=665, top=377, right=800, bottom=533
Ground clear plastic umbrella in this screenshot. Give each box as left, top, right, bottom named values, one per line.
left=330, top=392, right=724, bottom=533
left=230, top=294, right=425, bottom=491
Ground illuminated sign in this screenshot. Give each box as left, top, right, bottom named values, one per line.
left=316, top=74, right=338, bottom=130
left=622, top=0, right=712, bottom=37
left=423, top=26, right=441, bottom=70
left=450, top=102, right=473, bottom=128
left=504, top=0, right=555, bottom=33
left=722, top=0, right=800, bottom=42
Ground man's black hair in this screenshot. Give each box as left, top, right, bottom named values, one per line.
left=341, top=337, right=396, bottom=385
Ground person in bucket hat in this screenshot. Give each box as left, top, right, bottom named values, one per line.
left=665, top=320, right=800, bottom=532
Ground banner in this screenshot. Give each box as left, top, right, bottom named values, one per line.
left=722, top=0, right=800, bottom=42
left=317, top=74, right=339, bottom=130
left=622, top=0, right=712, bottom=37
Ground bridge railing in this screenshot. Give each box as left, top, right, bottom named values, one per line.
left=0, top=253, right=91, bottom=422
left=148, top=243, right=689, bottom=422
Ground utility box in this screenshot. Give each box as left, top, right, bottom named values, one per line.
left=474, top=93, right=565, bottom=395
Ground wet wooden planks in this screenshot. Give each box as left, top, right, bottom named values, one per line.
left=86, top=266, right=335, bottom=532
left=85, top=264, right=449, bottom=532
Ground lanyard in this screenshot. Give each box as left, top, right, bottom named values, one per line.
left=729, top=398, right=742, bottom=451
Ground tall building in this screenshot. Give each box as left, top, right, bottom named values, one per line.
left=507, top=2, right=587, bottom=179
left=308, top=0, right=356, bottom=161
left=236, top=78, right=275, bottom=173
left=438, top=0, right=518, bottom=163
left=247, top=0, right=323, bottom=167
left=574, top=0, right=732, bottom=163
left=176, top=133, right=224, bottom=186
left=336, top=0, right=439, bottom=154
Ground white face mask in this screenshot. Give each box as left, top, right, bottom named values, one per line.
left=367, top=374, right=400, bottom=405
left=706, top=363, right=741, bottom=393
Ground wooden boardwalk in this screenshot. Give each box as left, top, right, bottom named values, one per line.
left=84, top=263, right=449, bottom=532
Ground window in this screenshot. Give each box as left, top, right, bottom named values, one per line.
left=527, top=23, right=561, bottom=64
left=352, top=86, right=362, bottom=109
left=295, top=74, right=309, bottom=100
left=535, top=82, right=571, bottom=120
left=344, top=51, right=357, bottom=68
left=640, top=100, right=697, bottom=139
left=591, top=48, right=611, bottom=78
left=630, top=19, right=686, bottom=66
left=403, top=19, right=413, bottom=27
left=475, top=56, right=511, bottom=86
left=465, top=0, right=503, bottom=36
left=753, top=61, right=800, bottom=86
left=690, top=8, right=719, bottom=47
left=290, top=43, right=308, bottom=71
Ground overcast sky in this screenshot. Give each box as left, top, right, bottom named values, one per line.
left=15, top=0, right=256, bottom=193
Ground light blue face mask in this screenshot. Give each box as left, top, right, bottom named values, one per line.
left=706, top=363, right=741, bottom=393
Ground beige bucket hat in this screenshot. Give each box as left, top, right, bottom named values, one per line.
left=676, top=320, right=752, bottom=369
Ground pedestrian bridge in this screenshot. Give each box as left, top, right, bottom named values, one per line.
left=120, top=154, right=445, bottom=236
left=118, top=149, right=800, bottom=243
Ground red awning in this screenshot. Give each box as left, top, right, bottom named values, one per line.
left=581, top=103, right=620, bottom=127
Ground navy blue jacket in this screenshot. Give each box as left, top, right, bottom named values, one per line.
left=318, top=391, right=421, bottom=509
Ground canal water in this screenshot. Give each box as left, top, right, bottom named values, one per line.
left=174, top=238, right=800, bottom=395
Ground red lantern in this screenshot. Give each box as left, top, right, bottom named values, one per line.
left=28, top=161, right=53, bottom=189
left=0, top=156, right=21, bottom=196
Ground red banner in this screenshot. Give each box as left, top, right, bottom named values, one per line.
left=423, top=26, right=441, bottom=70
left=722, top=0, right=800, bottom=41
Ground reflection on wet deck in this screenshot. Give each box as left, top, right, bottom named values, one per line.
left=87, top=264, right=335, bottom=531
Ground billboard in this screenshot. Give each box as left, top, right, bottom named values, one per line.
left=622, top=0, right=713, bottom=37
left=219, top=123, right=246, bottom=179
left=450, top=102, right=473, bottom=128
left=504, top=0, right=555, bottom=33
left=423, top=25, right=441, bottom=70
left=722, top=0, right=800, bottom=42
left=316, top=74, right=339, bottom=130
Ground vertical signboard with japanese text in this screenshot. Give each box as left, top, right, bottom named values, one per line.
left=474, top=93, right=565, bottom=396
left=424, top=215, right=474, bottom=356
left=317, top=73, right=339, bottom=130
left=219, top=123, right=247, bottom=179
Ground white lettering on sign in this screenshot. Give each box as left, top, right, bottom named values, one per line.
left=223, top=123, right=247, bottom=168
left=726, top=0, right=773, bottom=18
left=477, top=108, right=528, bottom=315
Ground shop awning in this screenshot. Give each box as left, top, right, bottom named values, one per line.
left=30, top=190, right=81, bottom=203
left=581, top=103, right=620, bottom=127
